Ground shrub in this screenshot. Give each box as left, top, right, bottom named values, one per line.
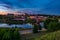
left=44, top=18, right=58, bottom=29
left=0, top=29, right=6, bottom=40
left=57, top=22, right=60, bottom=29
left=25, top=18, right=36, bottom=24
left=47, top=22, right=59, bottom=32
left=33, top=23, right=39, bottom=33
left=0, top=28, right=21, bottom=40
left=44, top=18, right=59, bottom=32
left=44, top=18, right=52, bottom=29
left=2, top=32, right=11, bottom=40
left=10, top=28, right=21, bottom=40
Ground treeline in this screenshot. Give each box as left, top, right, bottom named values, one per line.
left=44, top=17, right=60, bottom=32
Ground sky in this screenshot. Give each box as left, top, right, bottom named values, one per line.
left=0, top=0, right=60, bottom=15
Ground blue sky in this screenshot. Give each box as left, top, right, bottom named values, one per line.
left=0, top=0, right=60, bottom=15
left=0, top=0, right=52, bottom=8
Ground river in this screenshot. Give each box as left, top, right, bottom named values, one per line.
left=0, top=23, right=33, bottom=28
left=0, top=22, right=44, bottom=34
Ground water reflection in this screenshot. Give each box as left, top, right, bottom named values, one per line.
left=0, top=22, right=44, bottom=29
left=0, top=23, right=33, bottom=28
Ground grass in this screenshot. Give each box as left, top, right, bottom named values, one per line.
left=34, top=30, right=60, bottom=40
left=22, top=31, right=48, bottom=40
left=0, top=28, right=21, bottom=40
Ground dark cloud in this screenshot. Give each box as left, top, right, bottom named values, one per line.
left=41, top=0, right=60, bottom=15
left=0, top=0, right=52, bottom=8
left=0, top=0, right=60, bottom=15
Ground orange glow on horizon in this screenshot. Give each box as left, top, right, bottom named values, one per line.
left=0, top=11, right=8, bottom=15
left=0, top=11, right=15, bottom=15
left=0, top=11, right=25, bottom=15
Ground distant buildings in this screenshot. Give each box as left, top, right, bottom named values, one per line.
left=28, top=15, right=47, bottom=22
left=7, top=13, right=14, bottom=17
left=0, top=12, right=60, bottom=24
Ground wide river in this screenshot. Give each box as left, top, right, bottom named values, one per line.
left=0, top=22, right=44, bottom=28
left=0, top=23, right=44, bottom=34
left=0, top=23, right=33, bottom=28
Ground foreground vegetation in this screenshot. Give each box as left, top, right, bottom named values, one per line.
left=30, top=16, right=60, bottom=40
left=0, top=16, right=60, bottom=40
left=34, top=30, right=60, bottom=40
left=0, top=28, right=21, bottom=40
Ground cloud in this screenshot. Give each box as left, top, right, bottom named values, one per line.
left=40, top=0, right=60, bottom=15
left=0, top=0, right=52, bottom=8
left=0, top=0, right=60, bottom=15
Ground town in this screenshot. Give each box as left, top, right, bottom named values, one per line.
left=0, top=0, right=60, bottom=40
left=0, top=12, right=60, bottom=24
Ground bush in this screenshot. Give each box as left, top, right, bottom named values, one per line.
left=44, top=18, right=59, bottom=32
left=10, top=29, right=21, bottom=40
left=0, top=29, right=6, bottom=40
left=44, top=18, right=52, bottom=29
left=33, top=23, right=39, bottom=33
left=0, top=28, right=21, bottom=40
left=25, top=18, right=36, bottom=24
left=35, top=30, right=60, bottom=40
left=57, top=22, right=60, bottom=29
left=44, top=18, right=58, bottom=29
left=2, top=32, right=11, bottom=40
left=47, top=22, right=59, bottom=32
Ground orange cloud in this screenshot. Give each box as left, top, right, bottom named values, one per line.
left=0, top=11, right=8, bottom=15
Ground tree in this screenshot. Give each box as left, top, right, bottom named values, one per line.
left=44, top=18, right=52, bottom=29
left=38, top=24, right=41, bottom=30
left=44, top=17, right=58, bottom=29
left=25, top=18, right=36, bottom=24
left=26, top=18, right=41, bottom=33
left=47, top=21, right=58, bottom=32
left=44, top=16, right=60, bottom=32
left=33, top=23, right=39, bottom=33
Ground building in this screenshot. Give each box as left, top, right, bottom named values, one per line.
left=7, top=13, right=14, bottom=17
